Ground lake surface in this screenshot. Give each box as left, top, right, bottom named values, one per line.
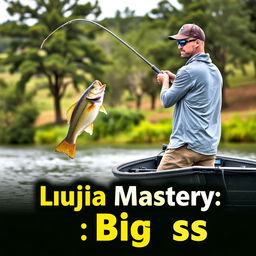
left=0, top=143, right=256, bottom=210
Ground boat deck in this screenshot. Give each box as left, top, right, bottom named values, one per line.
left=113, top=154, right=256, bottom=206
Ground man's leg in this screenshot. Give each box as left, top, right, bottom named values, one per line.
left=157, top=145, right=216, bottom=171
left=157, top=146, right=194, bottom=171
left=194, top=154, right=215, bottom=167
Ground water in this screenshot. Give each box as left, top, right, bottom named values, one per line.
left=0, top=144, right=160, bottom=210
left=0, top=143, right=256, bottom=210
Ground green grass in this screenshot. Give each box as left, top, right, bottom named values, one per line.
left=30, top=61, right=256, bottom=115
left=221, top=113, right=256, bottom=143
left=0, top=59, right=255, bottom=126
left=0, top=72, right=20, bottom=83
left=34, top=113, right=256, bottom=145
left=27, top=76, right=81, bottom=113
left=227, top=62, right=256, bottom=88
left=35, top=124, right=68, bottom=144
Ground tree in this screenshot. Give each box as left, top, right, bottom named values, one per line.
left=100, top=11, right=147, bottom=110
left=244, top=0, right=256, bottom=77
left=0, top=81, right=38, bottom=144
left=203, top=0, right=254, bottom=107
left=101, top=26, right=147, bottom=110
left=0, top=0, right=109, bottom=124
left=100, top=11, right=171, bottom=110
left=147, top=0, right=256, bottom=108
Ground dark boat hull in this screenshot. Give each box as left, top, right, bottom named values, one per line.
left=113, top=154, right=256, bottom=206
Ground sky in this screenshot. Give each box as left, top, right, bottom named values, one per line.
left=0, top=0, right=179, bottom=24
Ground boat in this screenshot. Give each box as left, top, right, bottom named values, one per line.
left=112, top=145, right=256, bottom=206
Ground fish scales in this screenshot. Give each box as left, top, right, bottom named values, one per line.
left=55, top=80, right=107, bottom=158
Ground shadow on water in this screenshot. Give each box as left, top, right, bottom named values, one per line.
left=0, top=143, right=255, bottom=210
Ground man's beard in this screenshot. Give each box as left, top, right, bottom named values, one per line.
left=180, top=51, right=192, bottom=58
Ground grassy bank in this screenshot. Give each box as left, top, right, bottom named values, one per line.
left=20, top=61, right=256, bottom=126
left=34, top=111, right=256, bottom=145
left=227, top=62, right=256, bottom=88
left=1, top=61, right=256, bottom=145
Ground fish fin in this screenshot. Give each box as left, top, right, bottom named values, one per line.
left=55, top=140, right=76, bottom=159
left=100, top=105, right=107, bottom=115
left=84, top=123, right=93, bottom=135
left=66, top=102, right=77, bottom=124
left=86, top=103, right=96, bottom=112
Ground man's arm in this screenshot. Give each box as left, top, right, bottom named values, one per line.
left=157, top=69, right=192, bottom=108
left=157, top=70, right=176, bottom=91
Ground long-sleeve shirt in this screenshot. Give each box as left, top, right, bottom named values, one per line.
left=160, top=53, right=222, bottom=155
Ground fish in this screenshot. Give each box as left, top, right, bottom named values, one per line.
left=55, top=80, right=107, bottom=159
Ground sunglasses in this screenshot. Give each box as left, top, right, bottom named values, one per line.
left=176, top=39, right=197, bottom=47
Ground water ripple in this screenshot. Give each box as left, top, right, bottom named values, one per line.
left=0, top=145, right=159, bottom=210
left=0, top=144, right=255, bottom=210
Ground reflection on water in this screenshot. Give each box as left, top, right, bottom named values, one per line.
left=0, top=145, right=159, bottom=210
left=218, top=143, right=256, bottom=160
left=0, top=143, right=255, bottom=210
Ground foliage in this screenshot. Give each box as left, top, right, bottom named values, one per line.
left=128, top=114, right=256, bottom=144
left=100, top=14, right=165, bottom=110
left=0, top=0, right=256, bottom=146
left=35, top=107, right=145, bottom=144
left=0, top=37, right=12, bottom=53
left=5, top=104, right=39, bottom=144
left=244, top=0, right=256, bottom=78
left=129, top=119, right=171, bottom=143
left=0, top=0, right=109, bottom=123
left=33, top=110, right=256, bottom=145
left=146, top=0, right=185, bottom=73
left=35, top=125, right=67, bottom=144
left=87, top=107, right=145, bottom=140
left=221, top=114, right=256, bottom=143
left=147, top=0, right=256, bottom=108
left=0, top=83, right=38, bottom=144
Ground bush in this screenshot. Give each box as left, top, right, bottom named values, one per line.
left=0, top=84, right=39, bottom=144
left=34, top=107, right=144, bottom=144
left=89, top=107, right=145, bottom=140
left=129, top=119, right=171, bottom=143
left=35, top=130, right=59, bottom=144
left=35, top=125, right=68, bottom=144
left=221, top=114, right=256, bottom=143
left=4, top=103, right=39, bottom=144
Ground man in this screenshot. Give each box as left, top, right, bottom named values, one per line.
left=156, top=24, right=222, bottom=171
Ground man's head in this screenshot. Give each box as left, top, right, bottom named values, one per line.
left=169, top=24, right=205, bottom=58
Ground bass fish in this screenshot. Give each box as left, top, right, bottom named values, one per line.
left=55, top=80, right=107, bottom=158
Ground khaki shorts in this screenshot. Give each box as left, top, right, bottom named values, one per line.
left=157, top=145, right=215, bottom=171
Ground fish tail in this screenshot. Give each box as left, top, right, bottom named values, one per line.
left=55, top=140, right=76, bottom=159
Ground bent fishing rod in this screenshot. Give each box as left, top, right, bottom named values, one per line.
left=40, top=19, right=162, bottom=74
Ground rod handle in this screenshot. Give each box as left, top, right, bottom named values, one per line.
left=152, top=66, right=173, bottom=85
left=151, top=65, right=163, bottom=74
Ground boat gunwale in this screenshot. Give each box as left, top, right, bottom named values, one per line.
left=112, top=154, right=256, bottom=179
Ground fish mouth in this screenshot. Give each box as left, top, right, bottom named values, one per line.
left=86, top=80, right=106, bottom=100
left=94, top=80, right=106, bottom=89
left=86, top=94, right=104, bottom=101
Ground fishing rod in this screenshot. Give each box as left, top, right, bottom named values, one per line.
left=40, top=19, right=162, bottom=74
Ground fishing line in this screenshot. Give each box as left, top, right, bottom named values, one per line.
left=40, top=19, right=162, bottom=74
